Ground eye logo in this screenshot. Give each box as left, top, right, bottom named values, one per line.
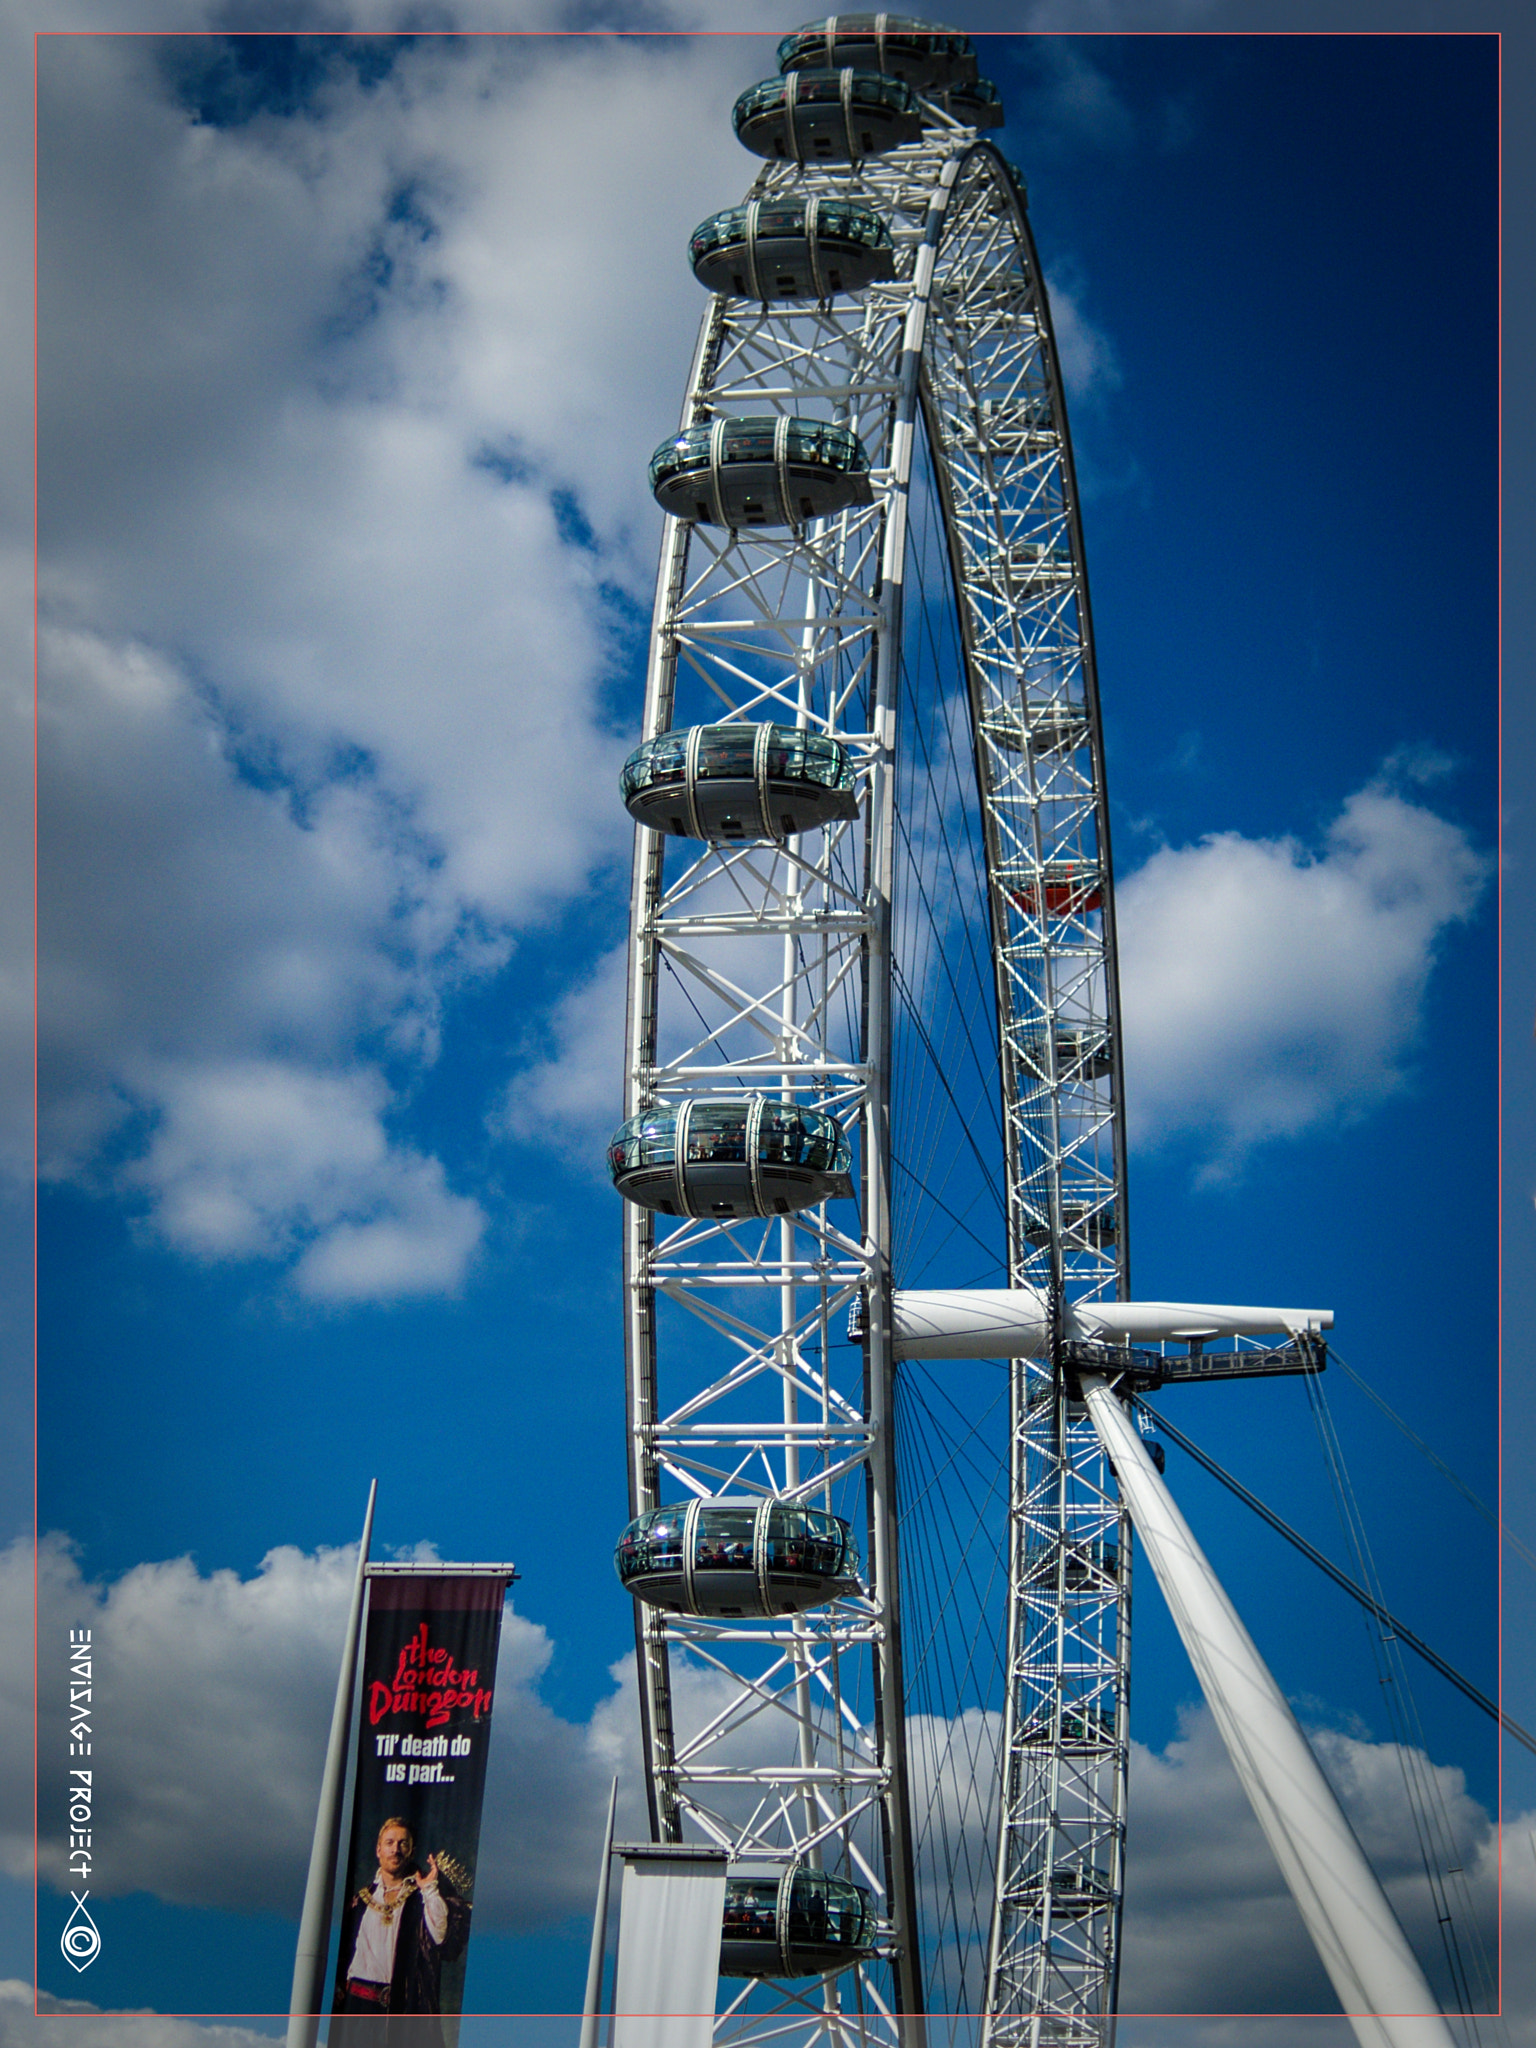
left=61, top=1892, right=100, bottom=1971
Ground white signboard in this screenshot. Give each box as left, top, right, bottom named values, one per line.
left=612, top=1851, right=728, bottom=2048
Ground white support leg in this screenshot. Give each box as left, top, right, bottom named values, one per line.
left=1079, top=1374, right=1457, bottom=2048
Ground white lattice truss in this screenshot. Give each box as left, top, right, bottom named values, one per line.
left=622, top=125, right=1131, bottom=2048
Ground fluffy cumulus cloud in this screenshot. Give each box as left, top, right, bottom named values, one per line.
left=31, top=32, right=767, bottom=1294
left=1116, top=774, right=1489, bottom=1174
left=492, top=940, right=631, bottom=1171
left=22, top=23, right=1260, bottom=1297
left=1117, top=1705, right=1500, bottom=2018
left=15, top=1533, right=637, bottom=1928
left=13, top=1533, right=1522, bottom=2025
left=0, top=1984, right=283, bottom=2048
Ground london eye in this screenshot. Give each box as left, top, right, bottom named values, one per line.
left=604, top=21, right=1464, bottom=2046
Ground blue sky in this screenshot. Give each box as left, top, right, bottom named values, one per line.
left=10, top=9, right=1525, bottom=2045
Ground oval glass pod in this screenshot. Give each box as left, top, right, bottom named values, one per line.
left=990, top=537, right=1075, bottom=586
left=720, top=1861, right=877, bottom=1979
left=1023, top=1535, right=1120, bottom=1589
left=1021, top=1851, right=1113, bottom=1913
left=607, top=1097, right=854, bottom=1218
left=1019, top=1698, right=1116, bottom=1750
left=613, top=1497, right=860, bottom=1618
left=1022, top=1200, right=1117, bottom=1248
left=733, top=69, right=924, bottom=164
left=1017, top=1028, right=1113, bottom=1083
left=1026, top=1374, right=1089, bottom=1416
left=690, top=197, right=895, bottom=301
left=942, top=77, right=1005, bottom=128
left=979, top=704, right=1090, bottom=758
left=776, top=15, right=977, bottom=91
left=649, top=416, right=873, bottom=529
left=620, top=723, right=858, bottom=842
left=1002, top=861, right=1105, bottom=919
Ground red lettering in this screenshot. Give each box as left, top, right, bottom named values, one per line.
left=369, top=1632, right=491, bottom=1730
left=395, top=1625, right=430, bottom=1686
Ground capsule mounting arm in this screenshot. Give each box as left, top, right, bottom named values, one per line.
left=891, top=1286, right=1333, bottom=1361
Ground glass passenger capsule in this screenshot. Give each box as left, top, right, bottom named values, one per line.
left=943, top=76, right=1005, bottom=128
left=1022, top=1200, right=1117, bottom=1247
left=607, top=1097, right=854, bottom=1218
left=1026, top=1373, right=1086, bottom=1414
left=1020, top=1699, right=1116, bottom=1750
left=720, top=1861, right=877, bottom=1979
left=1024, top=1535, right=1119, bottom=1588
left=1021, top=1855, right=1113, bottom=1909
left=776, top=15, right=978, bottom=91
left=649, top=416, right=873, bottom=529
left=1002, top=861, right=1105, bottom=918
left=1018, top=1028, right=1113, bottom=1081
left=690, top=197, right=896, bottom=301
left=957, top=396, right=1056, bottom=455
left=620, top=723, right=859, bottom=842
left=614, top=1496, right=860, bottom=1617
left=979, top=704, right=1090, bottom=757
left=733, top=69, right=924, bottom=164
left=992, top=538, right=1076, bottom=585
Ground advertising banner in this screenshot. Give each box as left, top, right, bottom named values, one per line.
left=331, top=1571, right=510, bottom=2037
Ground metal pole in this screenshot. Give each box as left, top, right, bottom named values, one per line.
left=286, top=1479, right=377, bottom=2048
left=578, top=1777, right=620, bottom=2048
left=1080, top=1380, right=1456, bottom=2048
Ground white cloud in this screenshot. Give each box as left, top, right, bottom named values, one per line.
left=1025, top=39, right=1139, bottom=151
left=1046, top=276, right=1123, bottom=401
left=1116, top=777, right=1489, bottom=1174
left=120, top=1059, right=485, bottom=1300
left=32, top=32, right=768, bottom=1290
left=0, top=1983, right=281, bottom=2048
left=493, top=940, right=630, bottom=1171
left=15, top=1533, right=1518, bottom=2024
left=18, top=1533, right=626, bottom=1927
left=1118, top=1704, right=1501, bottom=2020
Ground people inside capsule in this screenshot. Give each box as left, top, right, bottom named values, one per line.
left=614, top=1499, right=858, bottom=1617
left=1025, top=1536, right=1118, bottom=1584
left=1023, top=1696, right=1115, bottom=1748
left=732, top=68, right=924, bottom=164
left=1022, top=1200, right=1116, bottom=1246
left=775, top=16, right=978, bottom=91
left=689, top=198, right=896, bottom=300
left=648, top=416, right=873, bottom=528
left=607, top=1098, right=853, bottom=1218
left=620, top=723, right=858, bottom=842
left=718, top=1866, right=874, bottom=1978
left=1014, top=1854, right=1110, bottom=1908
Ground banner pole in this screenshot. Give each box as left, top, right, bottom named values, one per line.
left=578, top=1777, right=619, bottom=2048
left=287, top=1479, right=378, bottom=2048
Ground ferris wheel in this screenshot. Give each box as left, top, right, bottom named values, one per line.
left=602, top=22, right=1455, bottom=2048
